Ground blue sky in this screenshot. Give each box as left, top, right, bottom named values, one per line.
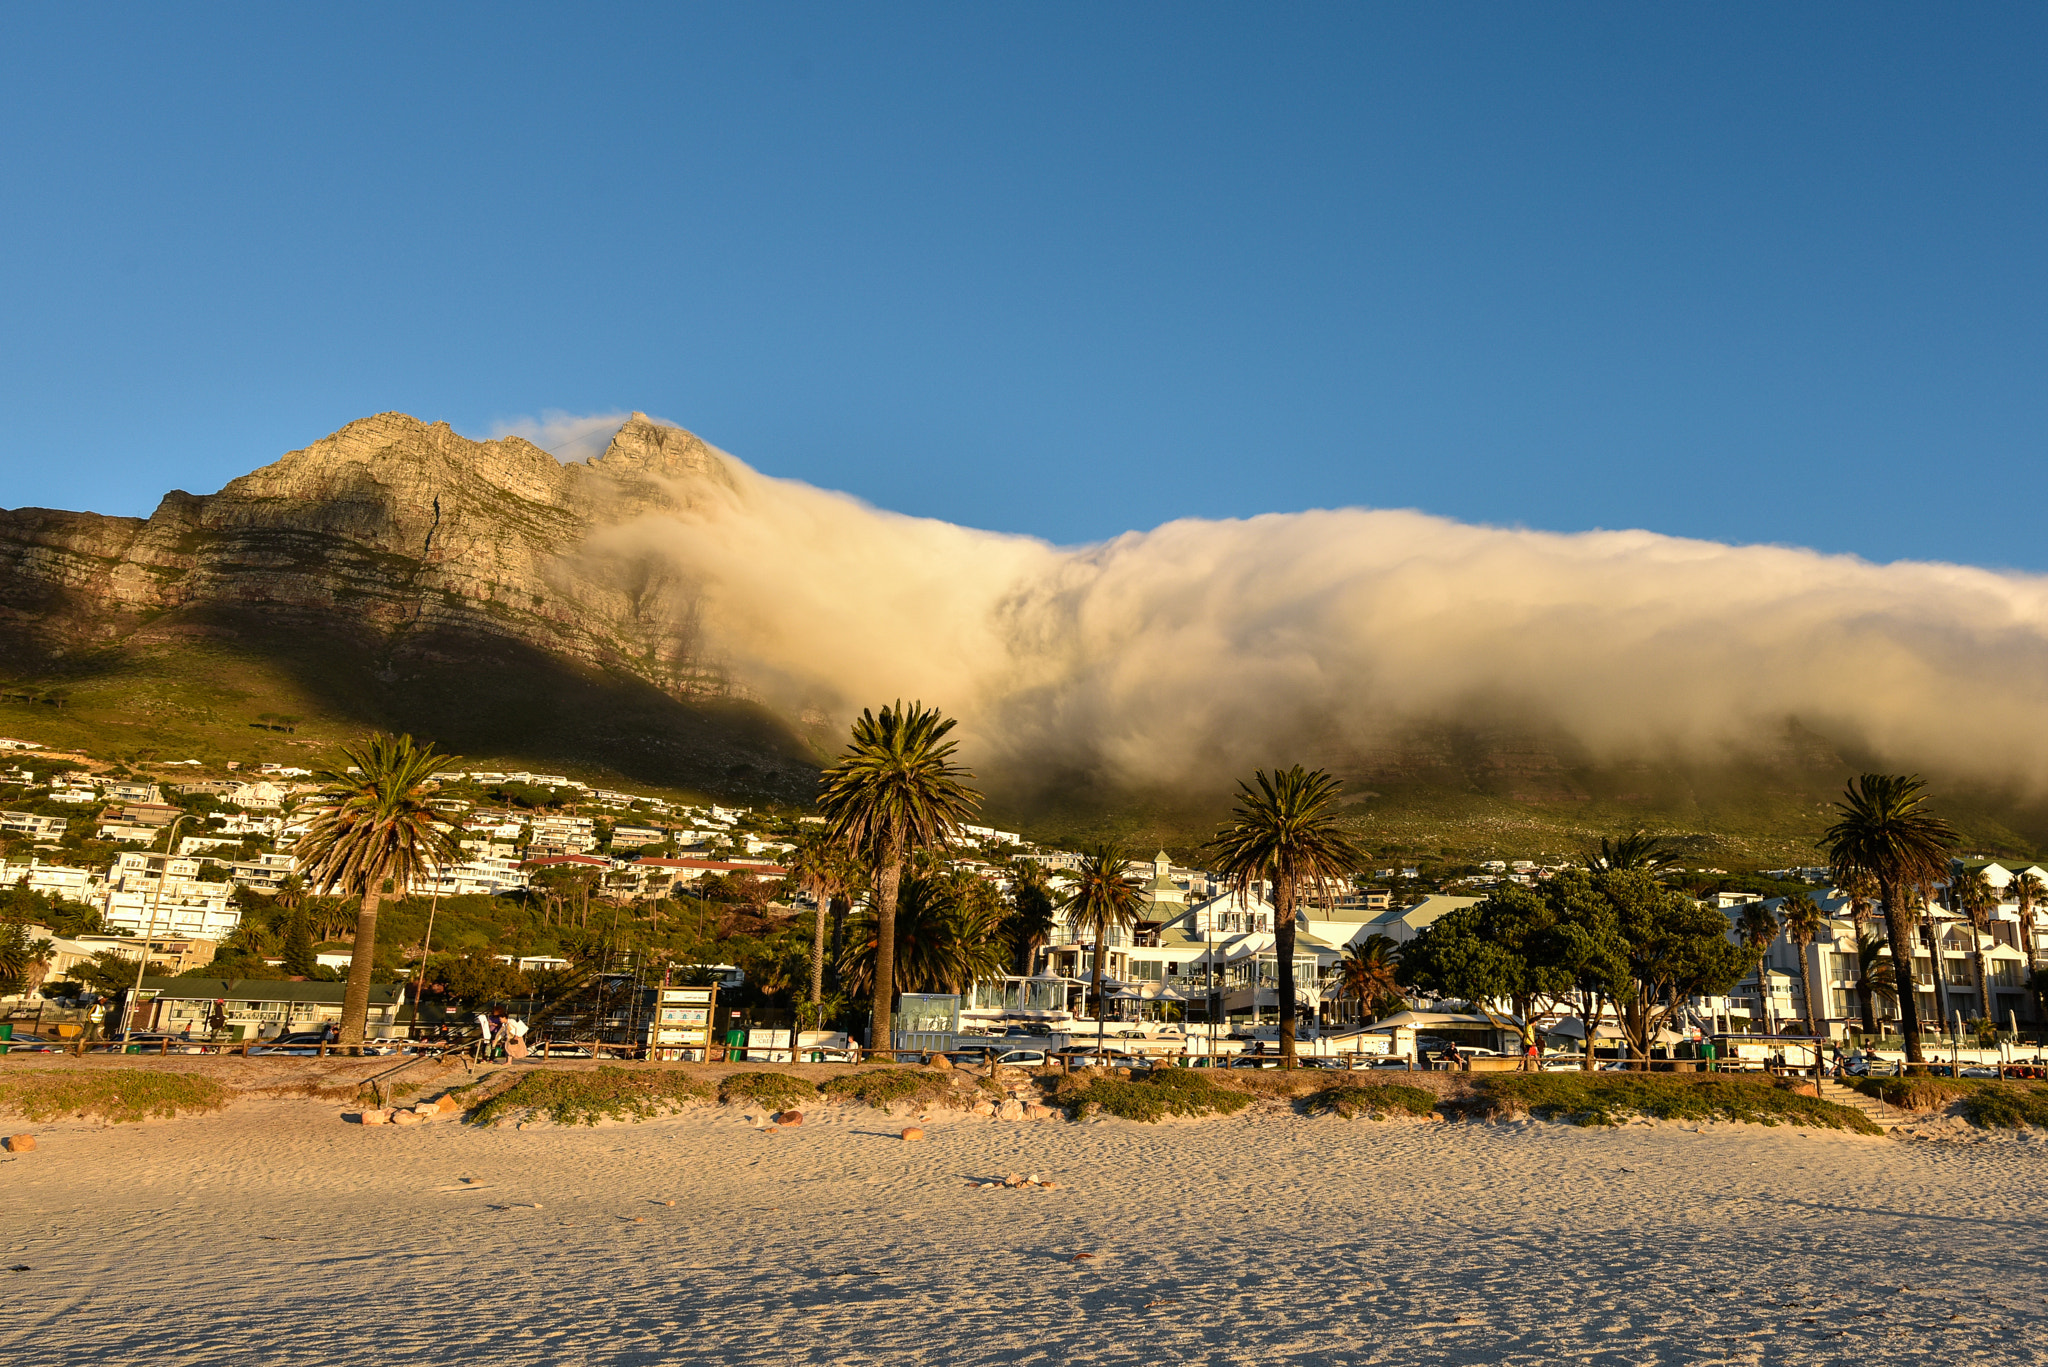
left=3, top=4, right=2044, bottom=566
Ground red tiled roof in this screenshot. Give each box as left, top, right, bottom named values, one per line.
left=632, top=857, right=788, bottom=876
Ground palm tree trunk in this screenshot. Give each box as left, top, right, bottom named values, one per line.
left=1855, top=916, right=1879, bottom=1037
left=870, top=835, right=904, bottom=1052
left=829, top=895, right=848, bottom=983
left=1975, top=935, right=1992, bottom=1026
left=1274, top=871, right=1298, bottom=1068
left=338, top=888, right=382, bottom=1049
left=810, top=888, right=827, bottom=1013
left=1092, top=924, right=1107, bottom=1054
left=1923, top=907, right=1953, bottom=1040
left=1882, top=879, right=1926, bottom=1063
left=1792, top=942, right=1814, bottom=1037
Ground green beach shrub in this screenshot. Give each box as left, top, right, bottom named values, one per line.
left=1957, top=1084, right=2048, bottom=1130
left=818, top=1067, right=956, bottom=1111
left=0, top=1069, right=230, bottom=1123
left=1476, top=1073, right=1880, bottom=1134
left=468, top=1066, right=713, bottom=1127
left=718, top=1071, right=818, bottom=1111
left=1043, top=1067, right=1255, bottom=1123
left=1306, top=1081, right=1438, bottom=1120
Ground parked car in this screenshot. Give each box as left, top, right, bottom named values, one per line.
left=0, top=1032, right=63, bottom=1053
left=91, top=1033, right=211, bottom=1055
left=246, top=1031, right=337, bottom=1056
left=1297, top=1056, right=1353, bottom=1070
left=1056, top=1048, right=1152, bottom=1070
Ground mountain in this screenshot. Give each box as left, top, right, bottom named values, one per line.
left=5, top=411, right=2046, bottom=864
left=0, top=413, right=822, bottom=798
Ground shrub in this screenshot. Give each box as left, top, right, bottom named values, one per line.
left=1476, top=1073, right=1880, bottom=1134
left=1042, top=1068, right=1255, bottom=1123
left=1307, top=1082, right=1438, bottom=1120
left=1957, top=1085, right=2048, bottom=1130
left=718, top=1071, right=818, bottom=1111
left=468, top=1066, right=713, bottom=1127
left=0, top=1069, right=230, bottom=1123
left=819, top=1067, right=957, bottom=1111
left=1850, top=1076, right=1974, bottom=1112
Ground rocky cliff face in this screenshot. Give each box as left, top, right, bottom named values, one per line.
left=0, top=412, right=739, bottom=687
left=0, top=413, right=820, bottom=796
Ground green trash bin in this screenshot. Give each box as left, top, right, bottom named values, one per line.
left=0, top=1021, right=12, bottom=1055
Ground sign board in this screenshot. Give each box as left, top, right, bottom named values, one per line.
left=648, top=985, right=717, bottom=1061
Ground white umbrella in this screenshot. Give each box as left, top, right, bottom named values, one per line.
left=1546, top=1017, right=1626, bottom=1041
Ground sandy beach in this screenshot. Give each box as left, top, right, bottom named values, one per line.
left=3, top=1089, right=2046, bottom=1367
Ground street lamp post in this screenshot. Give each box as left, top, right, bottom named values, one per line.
left=122, top=814, right=191, bottom=1044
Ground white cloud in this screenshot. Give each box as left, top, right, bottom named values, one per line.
left=585, top=442, right=2048, bottom=792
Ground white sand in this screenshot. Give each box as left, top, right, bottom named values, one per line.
left=3, top=1100, right=2046, bottom=1365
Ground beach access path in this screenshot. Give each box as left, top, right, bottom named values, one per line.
left=2, top=1099, right=2045, bottom=1365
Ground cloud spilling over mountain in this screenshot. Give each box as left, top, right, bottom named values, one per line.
left=587, top=418, right=2048, bottom=790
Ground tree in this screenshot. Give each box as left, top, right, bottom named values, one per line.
left=1736, top=901, right=1778, bottom=1033
left=1954, top=866, right=1998, bottom=1026
left=1399, top=889, right=1556, bottom=1044
left=839, top=873, right=1005, bottom=999
left=1587, top=830, right=1673, bottom=874
left=1819, top=774, right=1958, bottom=1063
left=1838, top=868, right=1881, bottom=1034
left=1854, top=926, right=1897, bottom=1030
left=0, top=922, right=54, bottom=998
left=816, top=702, right=981, bottom=1049
left=1003, top=858, right=1057, bottom=977
left=281, top=909, right=317, bottom=978
left=1061, top=845, right=1146, bottom=1035
left=1599, top=870, right=1748, bottom=1065
left=1336, top=934, right=1405, bottom=1021
left=294, top=733, right=462, bottom=1047
left=1202, top=767, right=1363, bottom=1066
left=1777, top=892, right=1828, bottom=1032
left=2013, top=870, right=2046, bottom=1020
left=784, top=835, right=858, bottom=1027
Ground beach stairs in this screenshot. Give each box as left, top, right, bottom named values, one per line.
left=1816, top=1079, right=1906, bottom=1131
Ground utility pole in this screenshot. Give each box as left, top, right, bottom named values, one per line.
left=122, top=814, right=191, bottom=1043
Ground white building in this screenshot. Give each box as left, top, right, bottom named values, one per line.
left=1, top=810, right=69, bottom=841
left=1, top=858, right=105, bottom=904
left=101, top=852, right=240, bottom=941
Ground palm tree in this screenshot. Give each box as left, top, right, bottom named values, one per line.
left=1202, top=766, right=1363, bottom=1066
left=1954, top=866, right=1999, bottom=1027
left=2013, top=869, right=2046, bottom=1012
left=1854, top=927, right=1897, bottom=1031
left=1837, top=868, right=1880, bottom=1035
left=1588, top=830, right=1672, bottom=874
left=785, top=834, right=857, bottom=1027
left=1736, top=901, right=1779, bottom=1034
left=1061, top=845, right=1147, bottom=1045
left=1004, top=858, right=1057, bottom=977
left=816, top=702, right=981, bottom=1049
left=1819, top=774, right=1958, bottom=1064
left=839, top=873, right=1007, bottom=999
left=294, top=733, right=462, bottom=1047
left=1337, top=934, right=1403, bottom=1022
left=1777, top=891, right=1829, bottom=1033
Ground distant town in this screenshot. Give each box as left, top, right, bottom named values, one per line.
left=3, top=731, right=2041, bottom=1073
